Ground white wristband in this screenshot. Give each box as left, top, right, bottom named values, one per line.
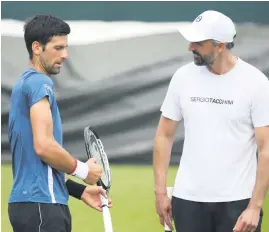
left=71, top=160, right=89, bottom=180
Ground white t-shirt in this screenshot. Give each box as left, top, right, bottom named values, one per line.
left=161, top=58, right=269, bottom=202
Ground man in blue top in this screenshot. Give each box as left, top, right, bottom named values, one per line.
left=8, top=15, right=111, bottom=232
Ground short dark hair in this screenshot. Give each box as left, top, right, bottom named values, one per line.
left=226, top=34, right=236, bottom=50
left=24, top=15, right=71, bottom=59
left=211, top=34, right=236, bottom=50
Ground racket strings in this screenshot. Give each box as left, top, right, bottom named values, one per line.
left=93, top=139, right=110, bottom=187
left=84, top=128, right=111, bottom=189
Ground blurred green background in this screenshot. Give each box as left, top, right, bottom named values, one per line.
left=2, top=165, right=269, bottom=232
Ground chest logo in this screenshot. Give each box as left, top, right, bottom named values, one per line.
left=191, top=97, right=234, bottom=105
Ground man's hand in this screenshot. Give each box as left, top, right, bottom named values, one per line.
left=84, top=158, right=103, bottom=185
left=233, top=207, right=261, bottom=232
left=153, top=116, right=177, bottom=231
left=155, top=193, right=173, bottom=231
left=81, top=185, right=112, bottom=212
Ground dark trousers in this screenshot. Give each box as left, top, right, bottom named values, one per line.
left=8, top=202, right=72, bottom=232
left=172, top=197, right=263, bottom=232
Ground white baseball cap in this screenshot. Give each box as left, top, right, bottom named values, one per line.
left=178, top=10, right=236, bottom=43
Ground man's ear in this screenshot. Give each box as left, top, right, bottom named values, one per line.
left=218, top=43, right=226, bottom=52
left=32, top=41, right=43, bottom=56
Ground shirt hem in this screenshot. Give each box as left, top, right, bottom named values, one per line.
left=8, top=197, right=68, bottom=205
left=172, top=193, right=252, bottom=202
left=161, top=111, right=182, bottom=122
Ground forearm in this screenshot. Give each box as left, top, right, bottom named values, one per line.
left=65, top=177, right=86, bottom=200
left=36, top=138, right=76, bottom=174
left=153, top=135, right=174, bottom=194
left=249, top=150, right=269, bottom=209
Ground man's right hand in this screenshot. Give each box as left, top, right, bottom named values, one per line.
left=84, top=158, right=102, bottom=185
left=155, top=192, right=174, bottom=231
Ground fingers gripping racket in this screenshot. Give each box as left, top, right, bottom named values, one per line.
left=84, top=126, right=113, bottom=232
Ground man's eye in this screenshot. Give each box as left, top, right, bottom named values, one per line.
left=55, top=47, right=63, bottom=51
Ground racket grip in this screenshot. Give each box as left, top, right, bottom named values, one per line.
left=101, top=195, right=113, bottom=232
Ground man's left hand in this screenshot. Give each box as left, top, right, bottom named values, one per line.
left=81, top=185, right=112, bottom=212
left=233, top=207, right=261, bottom=232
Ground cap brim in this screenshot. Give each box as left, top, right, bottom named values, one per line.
left=178, top=26, right=210, bottom=42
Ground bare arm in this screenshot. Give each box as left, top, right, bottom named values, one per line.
left=30, top=97, right=76, bottom=173
left=248, top=125, right=269, bottom=209
left=153, top=116, right=178, bottom=194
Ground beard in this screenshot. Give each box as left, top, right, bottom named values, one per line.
left=192, top=51, right=215, bottom=66
left=40, top=57, right=61, bottom=75
left=47, top=65, right=61, bottom=75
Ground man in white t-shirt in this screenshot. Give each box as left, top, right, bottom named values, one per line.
left=153, top=10, right=269, bottom=232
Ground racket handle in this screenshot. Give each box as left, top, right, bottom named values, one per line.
left=101, top=195, right=113, bottom=232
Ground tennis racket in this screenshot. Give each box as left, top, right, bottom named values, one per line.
left=164, top=187, right=174, bottom=232
left=84, top=126, right=113, bottom=232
